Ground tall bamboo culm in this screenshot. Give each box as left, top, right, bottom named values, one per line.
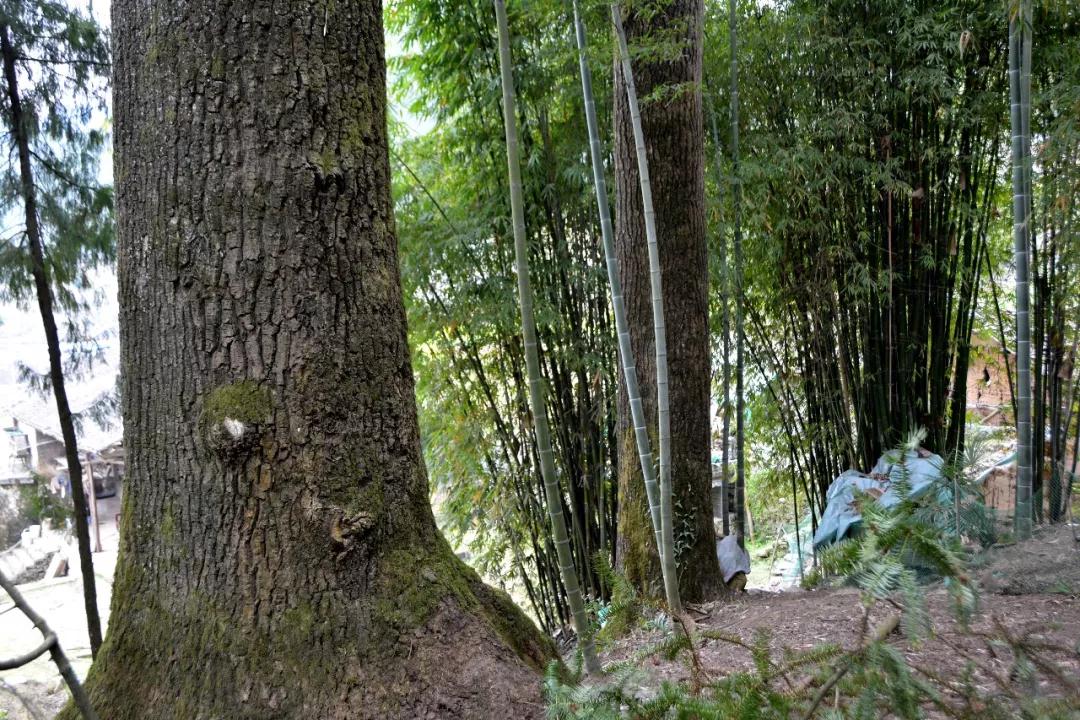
left=611, top=1, right=682, bottom=614
left=1009, top=0, right=1033, bottom=539
left=492, top=0, right=600, bottom=673
left=1021, top=0, right=1036, bottom=519
left=728, top=0, right=747, bottom=546
left=707, top=98, right=732, bottom=538
left=572, top=0, right=664, bottom=561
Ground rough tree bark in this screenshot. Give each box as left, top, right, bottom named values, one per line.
left=613, top=0, right=721, bottom=601
left=65, top=1, right=552, bottom=718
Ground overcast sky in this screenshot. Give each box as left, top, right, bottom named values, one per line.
left=1, top=0, right=112, bottom=408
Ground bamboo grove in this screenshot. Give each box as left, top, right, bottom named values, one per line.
left=389, top=0, right=622, bottom=633
left=387, top=0, right=1080, bottom=629
left=711, top=0, right=1016, bottom=523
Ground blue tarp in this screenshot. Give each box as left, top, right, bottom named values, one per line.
left=812, top=449, right=945, bottom=550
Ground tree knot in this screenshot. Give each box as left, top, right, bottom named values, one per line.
left=331, top=510, right=375, bottom=561
left=200, top=380, right=272, bottom=462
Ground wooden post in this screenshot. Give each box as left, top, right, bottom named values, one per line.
left=721, top=470, right=730, bottom=536
left=87, top=459, right=101, bottom=553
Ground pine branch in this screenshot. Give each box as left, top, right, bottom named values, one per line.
left=799, top=614, right=900, bottom=720
left=17, top=53, right=109, bottom=68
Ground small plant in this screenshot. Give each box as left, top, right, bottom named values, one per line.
left=931, top=426, right=1000, bottom=548
left=671, top=496, right=698, bottom=568
left=590, top=552, right=642, bottom=644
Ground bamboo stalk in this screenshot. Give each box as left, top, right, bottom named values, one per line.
left=728, top=0, right=746, bottom=548
left=1071, top=389, right=1079, bottom=480
left=611, top=0, right=682, bottom=614
left=1009, top=1, right=1033, bottom=539
left=707, top=96, right=733, bottom=538
left=492, top=0, right=600, bottom=673
left=571, top=0, right=664, bottom=561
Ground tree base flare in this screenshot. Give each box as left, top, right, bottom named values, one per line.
left=60, top=542, right=553, bottom=720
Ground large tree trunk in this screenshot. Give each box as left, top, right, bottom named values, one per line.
left=66, top=2, right=551, bottom=717
left=613, top=0, right=721, bottom=601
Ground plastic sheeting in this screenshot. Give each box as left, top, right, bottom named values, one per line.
left=715, top=534, right=751, bottom=584
left=812, top=449, right=945, bottom=550
left=872, top=448, right=946, bottom=506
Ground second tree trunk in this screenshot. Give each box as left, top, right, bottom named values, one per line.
left=613, top=0, right=722, bottom=601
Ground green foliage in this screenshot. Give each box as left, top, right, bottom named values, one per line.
left=18, top=473, right=72, bottom=529
left=923, top=428, right=1000, bottom=548
left=544, top=661, right=634, bottom=720
left=590, top=552, right=641, bottom=643
left=705, top=0, right=1035, bottom=532
left=0, top=0, right=113, bottom=389
left=388, top=0, right=620, bottom=629
left=0, top=0, right=112, bottom=299
left=386, top=0, right=1080, bottom=643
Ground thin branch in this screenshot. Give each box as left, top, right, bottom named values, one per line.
left=17, top=54, right=110, bottom=68
left=0, top=632, right=55, bottom=670
left=0, top=570, right=100, bottom=720
left=29, top=148, right=100, bottom=194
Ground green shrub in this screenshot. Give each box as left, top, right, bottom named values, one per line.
left=18, top=473, right=74, bottom=530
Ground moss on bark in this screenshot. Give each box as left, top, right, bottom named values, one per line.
left=200, top=380, right=272, bottom=430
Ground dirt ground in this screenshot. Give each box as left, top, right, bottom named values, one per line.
left=3, top=524, right=1078, bottom=718
left=601, top=587, right=1080, bottom=692
left=597, top=526, right=1080, bottom=716
left=974, top=523, right=1080, bottom=595
left=0, top=678, right=68, bottom=720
